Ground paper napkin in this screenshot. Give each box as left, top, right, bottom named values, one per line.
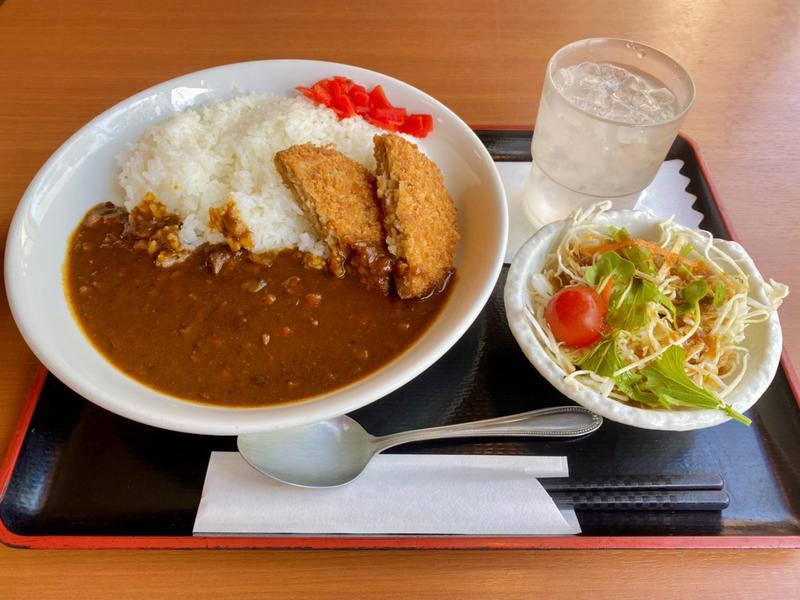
left=193, top=452, right=580, bottom=536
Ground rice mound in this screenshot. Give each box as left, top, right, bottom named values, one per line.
left=117, top=95, right=387, bottom=256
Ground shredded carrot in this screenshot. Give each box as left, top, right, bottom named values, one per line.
left=586, top=238, right=711, bottom=273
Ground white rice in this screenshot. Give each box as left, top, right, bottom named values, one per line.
left=117, top=95, right=389, bottom=256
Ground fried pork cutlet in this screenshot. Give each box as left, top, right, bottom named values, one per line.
left=373, top=134, right=459, bottom=299
left=274, top=144, right=393, bottom=293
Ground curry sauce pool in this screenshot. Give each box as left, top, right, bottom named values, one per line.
left=65, top=204, right=452, bottom=407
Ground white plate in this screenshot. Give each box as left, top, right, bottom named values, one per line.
left=504, top=209, right=783, bottom=431
left=5, top=60, right=508, bottom=435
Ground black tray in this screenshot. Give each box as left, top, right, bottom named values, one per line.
left=2, top=131, right=799, bottom=550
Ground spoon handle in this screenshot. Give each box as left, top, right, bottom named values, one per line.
left=372, top=406, right=602, bottom=451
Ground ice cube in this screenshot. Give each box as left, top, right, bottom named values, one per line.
left=553, top=61, right=678, bottom=125
left=553, top=68, right=571, bottom=89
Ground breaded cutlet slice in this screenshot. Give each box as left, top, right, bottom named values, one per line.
left=373, top=134, right=459, bottom=299
left=275, top=144, right=392, bottom=292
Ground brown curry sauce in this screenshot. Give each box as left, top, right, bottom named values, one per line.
left=65, top=203, right=452, bottom=407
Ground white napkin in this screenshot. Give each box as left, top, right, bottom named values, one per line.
left=635, top=160, right=704, bottom=227
left=193, top=452, right=580, bottom=536
left=498, top=159, right=703, bottom=263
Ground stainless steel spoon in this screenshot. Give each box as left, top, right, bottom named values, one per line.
left=237, top=406, right=602, bottom=488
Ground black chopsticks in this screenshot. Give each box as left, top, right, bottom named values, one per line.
left=543, top=473, right=729, bottom=511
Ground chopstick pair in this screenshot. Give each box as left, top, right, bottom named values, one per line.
left=542, top=473, right=729, bottom=511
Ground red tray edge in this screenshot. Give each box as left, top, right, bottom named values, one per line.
left=1, top=130, right=799, bottom=551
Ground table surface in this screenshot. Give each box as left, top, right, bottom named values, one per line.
left=1, top=0, right=799, bottom=597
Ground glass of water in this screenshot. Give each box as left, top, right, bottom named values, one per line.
left=524, top=38, right=695, bottom=228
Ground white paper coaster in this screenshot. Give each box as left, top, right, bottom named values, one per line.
left=497, top=160, right=703, bottom=263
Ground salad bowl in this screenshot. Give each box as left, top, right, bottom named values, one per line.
left=504, top=207, right=786, bottom=431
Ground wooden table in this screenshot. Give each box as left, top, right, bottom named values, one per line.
left=1, top=0, right=799, bottom=597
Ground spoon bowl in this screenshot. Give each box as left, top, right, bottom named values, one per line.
left=238, top=416, right=377, bottom=487
left=238, top=406, right=602, bottom=487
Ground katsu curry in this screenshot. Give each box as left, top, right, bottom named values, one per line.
left=65, top=85, right=459, bottom=408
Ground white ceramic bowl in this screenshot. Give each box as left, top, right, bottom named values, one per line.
left=504, top=209, right=783, bottom=431
left=5, top=60, right=508, bottom=435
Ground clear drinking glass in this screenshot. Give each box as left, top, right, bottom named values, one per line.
left=523, top=38, right=695, bottom=228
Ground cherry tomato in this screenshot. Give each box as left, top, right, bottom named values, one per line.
left=545, top=285, right=607, bottom=348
